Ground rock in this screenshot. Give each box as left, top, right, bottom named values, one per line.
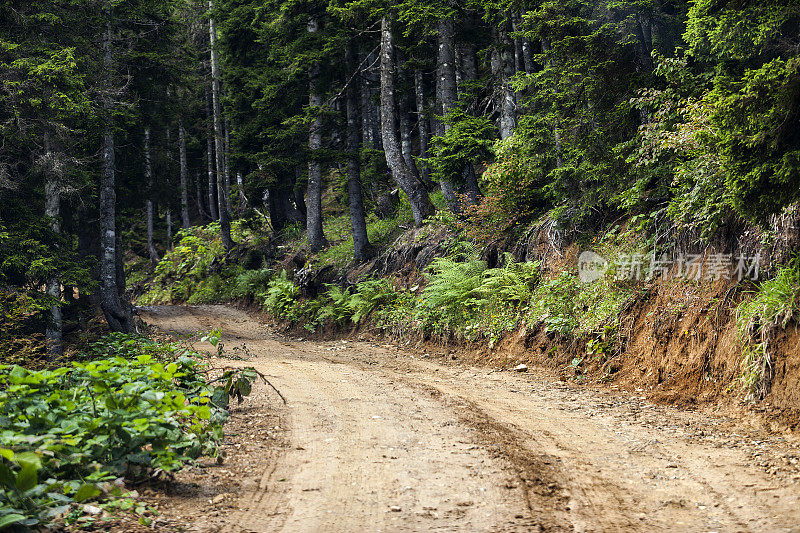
left=83, top=505, right=102, bottom=515
left=389, top=505, right=402, bottom=512
left=212, top=494, right=227, bottom=505
left=514, top=364, right=529, bottom=372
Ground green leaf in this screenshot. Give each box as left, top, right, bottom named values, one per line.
left=0, top=514, right=28, bottom=529
left=236, top=378, right=251, bottom=397
left=0, top=463, right=15, bottom=488
left=15, top=463, right=37, bottom=491
left=74, top=483, right=102, bottom=502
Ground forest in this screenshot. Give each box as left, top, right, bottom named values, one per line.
left=3, top=0, right=800, bottom=529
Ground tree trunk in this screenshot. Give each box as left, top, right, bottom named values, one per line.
left=398, top=54, right=420, bottom=181
left=179, top=120, right=190, bottom=228
left=43, top=136, right=62, bottom=358
left=459, top=43, right=478, bottom=86
left=99, top=14, right=133, bottom=333
left=436, top=18, right=460, bottom=212
left=346, top=42, right=373, bottom=262
left=166, top=208, right=173, bottom=246
left=144, top=127, right=159, bottom=263
left=195, top=170, right=207, bottom=220
left=209, top=0, right=234, bottom=252
left=413, top=68, right=432, bottom=184
left=223, top=119, right=233, bottom=216
left=306, top=14, right=327, bottom=252
left=380, top=16, right=434, bottom=226
left=492, top=26, right=517, bottom=140
left=514, top=11, right=534, bottom=74
left=205, top=89, right=218, bottom=221
left=360, top=49, right=381, bottom=149
left=294, top=167, right=308, bottom=227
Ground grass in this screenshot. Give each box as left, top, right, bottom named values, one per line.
left=736, top=260, right=800, bottom=399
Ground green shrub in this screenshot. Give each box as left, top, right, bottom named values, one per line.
left=314, top=285, right=354, bottom=328
left=529, top=271, right=581, bottom=335
left=417, top=255, right=487, bottom=334
left=231, top=269, right=273, bottom=301
left=0, top=334, right=255, bottom=528
left=262, top=271, right=300, bottom=319
left=736, top=261, right=800, bottom=399
left=349, top=279, right=398, bottom=324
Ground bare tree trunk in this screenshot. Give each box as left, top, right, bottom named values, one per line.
left=99, top=13, right=132, bottom=333
left=144, top=127, right=159, bottom=263
left=236, top=171, right=246, bottom=212
left=380, top=15, right=434, bottom=226
left=223, top=119, right=233, bottom=216
left=166, top=209, right=173, bottom=246
left=514, top=11, right=534, bottom=74
left=346, top=42, right=373, bottom=262
left=360, top=49, right=381, bottom=149
left=459, top=43, right=478, bottom=86
left=210, top=0, right=234, bottom=252
left=398, top=53, right=420, bottom=181
left=179, top=120, right=190, bottom=228
left=306, top=14, right=326, bottom=252
left=205, top=89, right=218, bottom=221
left=294, top=167, right=307, bottom=227
left=43, top=135, right=62, bottom=358
left=360, top=55, right=374, bottom=148
left=492, top=26, right=517, bottom=140
left=195, top=171, right=207, bottom=220
left=413, top=68, right=432, bottom=185
left=457, top=44, right=482, bottom=204
left=437, top=18, right=461, bottom=212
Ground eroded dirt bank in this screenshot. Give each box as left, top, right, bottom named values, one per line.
left=138, top=305, right=800, bottom=532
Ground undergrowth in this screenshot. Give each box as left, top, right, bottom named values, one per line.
left=0, top=334, right=257, bottom=529
left=736, top=260, right=800, bottom=400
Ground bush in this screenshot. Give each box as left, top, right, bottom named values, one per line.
left=0, top=334, right=252, bottom=529
left=262, top=270, right=300, bottom=320
left=232, top=268, right=273, bottom=302
left=529, top=271, right=581, bottom=335
left=349, top=279, right=398, bottom=324
left=736, top=261, right=800, bottom=399
left=416, top=255, right=487, bottom=335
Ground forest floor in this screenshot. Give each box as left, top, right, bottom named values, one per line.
left=129, top=305, right=800, bottom=532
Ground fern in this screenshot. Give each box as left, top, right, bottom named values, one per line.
left=349, top=279, right=398, bottom=324
left=474, top=254, right=540, bottom=309
left=418, top=255, right=487, bottom=331
left=315, top=285, right=354, bottom=327
left=232, top=268, right=273, bottom=301
left=262, top=270, right=299, bottom=318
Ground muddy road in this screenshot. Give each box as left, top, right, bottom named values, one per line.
left=140, top=305, right=800, bottom=532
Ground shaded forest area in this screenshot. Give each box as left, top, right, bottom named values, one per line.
left=3, top=0, right=800, bottom=527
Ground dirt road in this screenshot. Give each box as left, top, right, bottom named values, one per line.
left=140, top=305, right=800, bottom=532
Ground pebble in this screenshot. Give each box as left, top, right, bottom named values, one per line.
left=514, top=364, right=529, bottom=372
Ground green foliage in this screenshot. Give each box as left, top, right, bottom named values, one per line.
left=736, top=261, right=800, bottom=399
left=0, top=334, right=256, bottom=528
left=0, top=291, right=48, bottom=365
left=529, top=271, right=581, bottom=335
left=416, top=253, right=487, bottom=335
left=137, top=222, right=263, bottom=305
left=428, top=109, right=495, bottom=186
left=232, top=268, right=274, bottom=302
left=262, top=270, right=300, bottom=320
left=313, top=285, right=355, bottom=329
left=349, top=279, right=398, bottom=324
